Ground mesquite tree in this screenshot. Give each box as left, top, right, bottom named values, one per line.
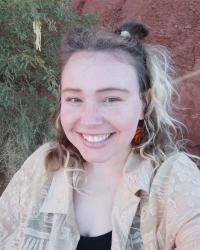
left=0, top=0, right=98, bottom=190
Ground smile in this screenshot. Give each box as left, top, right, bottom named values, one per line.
left=82, top=133, right=112, bottom=143
left=78, top=132, right=115, bottom=147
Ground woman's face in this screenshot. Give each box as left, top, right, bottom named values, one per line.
left=60, top=51, right=144, bottom=164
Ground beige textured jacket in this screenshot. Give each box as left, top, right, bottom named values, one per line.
left=0, top=142, right=200, bottom=250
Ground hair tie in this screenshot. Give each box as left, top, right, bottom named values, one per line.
left=120, top=30, right=131, bottom=39
left=116, top=21, right=149, bottom=41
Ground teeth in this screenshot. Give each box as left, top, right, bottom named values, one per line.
left=82, top=133, right=111, bottom=142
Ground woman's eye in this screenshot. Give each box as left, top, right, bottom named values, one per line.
left=65, top=97, right=82, bottom=103
left=64, top=97, right=122, bottom=104
left=103, top=97, right=122, bottom=103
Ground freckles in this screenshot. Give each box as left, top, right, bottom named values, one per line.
left=60, top=101, right=80, bottom=115
left=62, top=107, right=76, bottom=115
left=60, top=108, right=81, bottom=130
left=105, top=110, right=119, bottom=118
left=61, top=111, right=77, bottom=125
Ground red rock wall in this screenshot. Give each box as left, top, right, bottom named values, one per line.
left=71, top=0, right=200, bottom=156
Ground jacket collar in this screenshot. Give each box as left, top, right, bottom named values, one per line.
left=40, top=151, right=154, bottom=214
left=111, top=151, right=154, bottom=250
left=123, top=150, right=154, bottom=195
left=40, top=166, right=74, bottom=214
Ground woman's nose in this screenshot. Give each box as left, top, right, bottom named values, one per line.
left=80, top=102, right=103, bottom=126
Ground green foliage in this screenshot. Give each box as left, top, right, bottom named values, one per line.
left=0, top=0, right=98, bottom=187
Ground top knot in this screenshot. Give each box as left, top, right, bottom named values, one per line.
left=115, top=20, right=149, bottom=41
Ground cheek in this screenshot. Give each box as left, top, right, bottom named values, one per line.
left=110, top=103, right=142, bottom=136
left=60, top=103, right=78, bottom=131
left=109, top=111, right=139, bottom=133
left=121, top=116, right=139, bottom=133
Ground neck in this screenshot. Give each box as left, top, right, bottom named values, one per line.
left=83, top=147, right=132, bottom=178
left=79, top=148, right=132, bottom=195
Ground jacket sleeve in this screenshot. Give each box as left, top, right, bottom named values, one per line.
left=175, top=215, right=200, bottom=250
left=0, top=142, right=53, bottom=245
left=169, top=154, right=200, bottom=250
left=0, top=167, right=24, bottom=241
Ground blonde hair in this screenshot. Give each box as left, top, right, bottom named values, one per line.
left=45, top=21, right=187, bottom=189
left=137, top=44, right=183, bottom=164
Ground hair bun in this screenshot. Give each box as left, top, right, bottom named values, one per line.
left=115, top=21, right=149, bottom=41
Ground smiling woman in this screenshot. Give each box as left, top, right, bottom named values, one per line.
left=59, top=51, right=143, bottom=164
left=0, top=21, right=200, bottom=250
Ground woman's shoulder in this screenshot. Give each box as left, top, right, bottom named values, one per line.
left=151, top=152, right=200, bottom=209
left=23, top=141, right=56, bottom=164
left=150, top=152, right=200, bottom=206
left=155, top=151, right=200, bottom=180
left=25, top=141, right=57, bottom=160
left=16, top=141, right=58, bottom=178
left=2, top=142, right=59, bottom=198
left=149, top=152, right=200, bottom=244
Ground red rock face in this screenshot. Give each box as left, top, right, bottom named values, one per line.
left=71, top=0, right=200, bottom=157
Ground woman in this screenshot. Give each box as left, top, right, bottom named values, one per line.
left=0, top=21, right=200, bottom=250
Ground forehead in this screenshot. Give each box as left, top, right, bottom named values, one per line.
left=61, top=51, right=139, bottom=92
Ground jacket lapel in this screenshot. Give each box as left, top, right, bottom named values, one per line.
left=22, top=167, right=80, bottom=250
left=40, top=167, right=80, bottom=249
left=111, top=180, right=141, bottom=250
left=111, top=151, right=154, bottom=250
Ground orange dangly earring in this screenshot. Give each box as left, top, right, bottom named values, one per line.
left=133, top=120, right=145, bottom=144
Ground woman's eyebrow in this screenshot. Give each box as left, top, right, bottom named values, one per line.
left=62, top=87, right=130, bottom=93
